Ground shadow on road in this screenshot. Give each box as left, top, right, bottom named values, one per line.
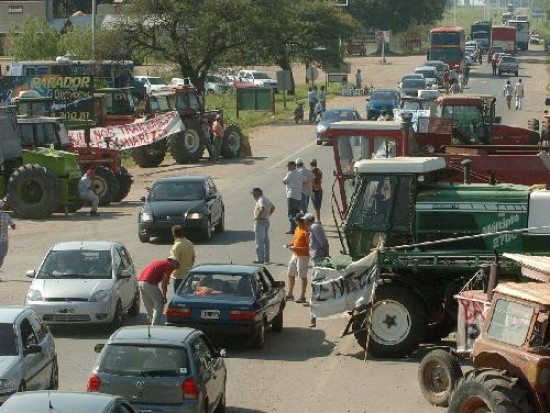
left=49, top=313, right=149, bottom=340
left=41, top=210, right=132, bottom=222
left=222, top=327, right=335, bottom=361
left=146, top=229, right=255, bottom=246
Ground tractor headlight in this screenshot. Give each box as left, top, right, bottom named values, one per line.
left=141, top=212, right=153, bottom=222
left=539, top=368, right=550, bottom=386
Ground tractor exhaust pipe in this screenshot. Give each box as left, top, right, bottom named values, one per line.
left=487, top=253, right=499, bottom=301
left=461, top=159, right=472, bottom=184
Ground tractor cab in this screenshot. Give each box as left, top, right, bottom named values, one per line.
left=12, top=91, right=53, bottom=118
left=344, top=157, right=446, bottom=258
left=17, top=117, right=71, bottom=150
left=144, top=89, right=176, bottom=117
left=94, top=87, right=137, bottom=126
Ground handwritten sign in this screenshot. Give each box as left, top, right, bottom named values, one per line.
left=67, top=111, right=184, bottom=150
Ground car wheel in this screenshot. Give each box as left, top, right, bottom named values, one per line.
left=251, top=320, right=266, bottom=349
left=139, top=231, right=150, bottom=243
left=272, top=308, right=284, bottom=332
left=201, top=218, right=212, bottom=241
left=110, top=301, right=123, bottom=332
left=128, top=289, right=140, bottom=316
left=49, top=357, right=59, bottom=390
left=214, top=210, right=225, bottom=233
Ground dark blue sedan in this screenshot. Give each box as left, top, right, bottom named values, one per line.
left=366, top=89, right=400, bottom=120
left=166, top=265, right=286, bottom=348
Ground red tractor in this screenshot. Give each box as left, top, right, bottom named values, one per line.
left=130, top=86, right=244, bottom=167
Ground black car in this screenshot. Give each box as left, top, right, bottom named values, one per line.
left=138, top=176, right=224, bottom=242
left=166, top=264, right=286, bottom=348
left=366, top=89, right=400, bottom=120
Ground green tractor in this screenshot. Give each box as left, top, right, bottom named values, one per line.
left=0, top=106, right=81, bottom=219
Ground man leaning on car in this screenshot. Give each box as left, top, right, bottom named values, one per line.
left=138, top=256, right=179, bottom=325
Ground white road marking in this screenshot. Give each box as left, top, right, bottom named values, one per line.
left=268, top=139, right=317, bottom=170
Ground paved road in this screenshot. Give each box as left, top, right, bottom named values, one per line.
left=0, top=48, right=547, bottom=413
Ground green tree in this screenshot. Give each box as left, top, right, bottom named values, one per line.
left=60, top=25, right=114, bottom=60
left=6, top=18, right=61, bottom=59
left=348, top=0, right=446, bottom=33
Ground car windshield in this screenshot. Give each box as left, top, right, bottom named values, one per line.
left=251, top=72, right=270, bottom=80
left=99, top=344, right=188, bottom=376
left=0, top=323, right=17, bottom=356
left=37, top=249, right=113, bottom=279
left=403, top=79, right=426, bottom=88
left=416, top=70, right=434, bottom=78
left=371, top=91, right=397, bottom=101
left=178, top=272, right=254, bottom=299
left=149, top=181, right=205, bottom=202
left=501, top=57, right=516, bottom=64
left=322, top=110, right=356, bottom=122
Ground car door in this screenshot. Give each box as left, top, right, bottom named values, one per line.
left=17, top=316, right=45, bottom=390
left=207, top=178, right=222, bottom=224
left=191, top=337, right=220, bottom=413
left=259, top=270, right=280, bottom=323
left=120, top=246, right=138, bottom=301
left=28, top=312, right=55, bottom=389
left=113, top=247, right=132, bottom=310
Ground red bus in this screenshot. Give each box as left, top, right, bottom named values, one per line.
left=428, top=26, right=465, bottom=71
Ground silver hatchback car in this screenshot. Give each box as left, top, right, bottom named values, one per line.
left=25, top=241, right=140, bottom=330
left=0, top=306, right=58, bottom=403
left=88, top=326, right=227, bottom=413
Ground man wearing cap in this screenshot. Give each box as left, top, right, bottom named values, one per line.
left=296, top=158, right=314, bottom=213
left=0, top=199, right=15, bottom=277
left=78, top=168, right=99, bottom=216
left=170, top=225, right=195, bottom=293
left=283, top=160, right=304, bottom=234
left=138, top=256, right=179, bottom=325
left=310, top=159, right=323, bottom=221
left=251, top=188, right=275, bottom=264
left=285, top=213, right=310, bottom=303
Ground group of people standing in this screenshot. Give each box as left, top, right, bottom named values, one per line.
left=307, top=86, right=327, bottom=123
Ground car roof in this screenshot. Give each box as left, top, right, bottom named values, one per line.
left=51, top=241, right=119, bottom=252
left=324, top=107, right=356, bottom=112
left=372, top=88, right=398, bottom=95
left=154, top=176, right=208, bottom=184
left=0, top=391, right=120, bottom=412
left=415, top=66, right=437, bottom=72
left=108, top=326, right=198, bottom=346
left=0, top=306, right=30, bottom=323
left=191, top=264, right=263, bottom=275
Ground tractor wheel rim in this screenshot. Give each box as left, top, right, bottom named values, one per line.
left=422, top=360, right=450, bottom=394
left=370, top=300, right=412, bottom=345
left=93, top=177, right=108, bottom=198
left=460, top=397, right=490, bottom=413
left=21, top=180, right=44, bottom=204
left=184, top=130, right=200, bottom=152
left=226, top=131, right=240, bottom=151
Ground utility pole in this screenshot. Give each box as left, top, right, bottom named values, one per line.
left=92, top=0, right=96, bottom=60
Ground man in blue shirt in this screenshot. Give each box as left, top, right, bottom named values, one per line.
left=78, top=168, right=99, bottom=216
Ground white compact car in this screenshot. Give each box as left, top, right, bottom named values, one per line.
left=237, top=70, right=277, bottom=90
left=25, top=241, right=140, bottom=330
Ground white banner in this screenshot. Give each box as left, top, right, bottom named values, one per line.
left=310, top=250, right=379, bottom=318
left=67, top=111, right=184, bottom=150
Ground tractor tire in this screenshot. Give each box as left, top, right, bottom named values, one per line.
left=7, top=164, right=60, bottom=219
left=112, top=167, right=132, bottom=203
left=352, top=282, right=427, bottom=358
left=221, top=124, right=243, bottom=159
left=169, top=122, right=205, bottom=164
left=448, top=369, right=533, bottom=413
left=93, top=166, right=120, bottom=206
left=418, top=349, right=463, bottom=407
left=130, top=141, right=167, bottom=168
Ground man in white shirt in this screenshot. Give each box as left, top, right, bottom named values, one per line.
left=283, top=160, right=304, bottom=234
left=251, top=187, right=275, bottom=264
left=514, top=79, right=524, bottom=110
left=295, top=158, right=314, bottom=213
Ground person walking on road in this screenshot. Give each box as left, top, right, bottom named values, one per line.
left=307, top=86, right=318, bottom=123
left=491, top=54, right=498, bottom=76
left=138, top=257, right=179, bottom=325
left=318, top=86, right=327, bottom=111
left=251, top=187, right=275, bottom=264
left=304, top=213, right=329, bottom=327
left=355, top=69, right=362, bottom=91
left=283, top=160, right=304, bottom=234
left=503, top=80, right=514, bottom=110
left=285, top=213, right=310, bottom=303
left=211, top=114, right=225, bottom=161
left=170, top=225, right=195, bottom=294
left=514, top=78, right=525, bottom=110
left=78, top=168, right=99, bottom=216
left=310, top=159, right=323, bottom=222
left=296, top=158, right=314, bottom=213
left=0, top=199, right=15, bottom=278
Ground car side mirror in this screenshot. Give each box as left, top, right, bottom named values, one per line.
left=94, top=344, right=105, bottom=353
left=119, top=269, right=132, bottom=279
left=140, top=196, right=146, bottom=202
left=24, top=344, right=42, bottom=355
left=26, top=270, right=36, bottom=278
left=219, top=348, right=227, bottom=358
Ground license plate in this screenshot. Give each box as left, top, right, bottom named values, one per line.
left=201, top=310, right=220, bottom=319
left=55, top=308, right=74, bottom=314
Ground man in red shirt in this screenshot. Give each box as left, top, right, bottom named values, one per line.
left=285, top=213, right=310, bottom=303
left=138, top=256, right=179, bottom=325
